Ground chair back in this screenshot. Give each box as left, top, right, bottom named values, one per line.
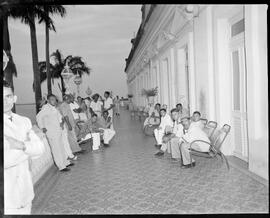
left=200, top=118, right=208, bottom=127
left=203, top=121, right=217, bottom=138
left=212, top=124, right=231, bottom=151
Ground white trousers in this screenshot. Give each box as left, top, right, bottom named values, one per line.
left=83, top=133, right=101, bottom=150
left=62, top=128, right=75, bottom=158
left=154, top=128, right=164, bottom=145
left=102, top=129, right=116, bottom=144
left=160, top=141, right=172, bottom=153
left=5, top=203, right=32, bottom=215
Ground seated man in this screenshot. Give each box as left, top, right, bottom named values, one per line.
left=178, top=116, right=211, bottom=168
left=176, top=103, right=189, bottom=121
left=190, top=111, right=205, bottom=129
left=143, top=103, right=161, bottom=127
left=155, top=108, right=184, bottom=159
left=96, top=111, right=116, bottom=147
left=154, top=108, right=173, bottom=149
left=77, top=114, right=101, bottom=151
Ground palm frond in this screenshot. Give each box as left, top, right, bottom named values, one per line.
left=141, top=87, right=158, bottom=97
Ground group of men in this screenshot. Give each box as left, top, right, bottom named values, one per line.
left=3, top=78, right=117, bottom=214
left=36, top=91, right=116, bottom=172
left=144, top=102, right=210, bottom=168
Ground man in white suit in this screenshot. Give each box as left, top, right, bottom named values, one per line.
left=154, top=108, right=173, bottom=149
left=4, top=81, right=45, bottom=214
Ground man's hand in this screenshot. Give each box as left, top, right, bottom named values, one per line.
left=5, top=135, right=25, bottom=150
left=42, top=128, right=47, bottom=133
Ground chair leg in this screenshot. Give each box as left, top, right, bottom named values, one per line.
left=220, top=152, right=230, bottom=170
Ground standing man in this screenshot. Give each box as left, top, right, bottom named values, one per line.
left=4, top=81, right=45, bottom=214
left=36, top=94, right=74, bottom=172
left=90, top=94, right=103, bottom=117
left=104, top=91, right=115, bottom=129
left=154, top=108, right=173, bottom=149
left=58, top=95, right=84, bottom=155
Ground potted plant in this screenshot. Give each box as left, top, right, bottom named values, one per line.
left=141, top=86, right=158, bottom=104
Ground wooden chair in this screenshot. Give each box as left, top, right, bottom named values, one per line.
left=189, top=124, right=231, bottom=170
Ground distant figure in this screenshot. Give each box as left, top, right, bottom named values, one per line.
left=104, top=91, right=115, bottom=129
left=4, top=80, right=44, bottom=214
left=176, top=103, right=189, bottom=121
left=97, top=111, right=116, bottom=146
left=120, top=97, right=124, bottom=107
left=77, top=96, right=88, bottom=121
left=114, top=96, right=120, bottom=116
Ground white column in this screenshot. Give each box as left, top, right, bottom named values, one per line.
left=169, top=47, right=176, bottom=110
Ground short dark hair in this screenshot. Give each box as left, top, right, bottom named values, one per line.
left=160, top=108, right=166, bottom=112
left=3, top=80, right=14, bottom=92
left=193, top=111, right=201, bottom=116
left=155, top=103, right=161, bottom=107
left=47, top=94, right=56, bottom=100
left=104, top=91, right=110, bottom=96
left=171, top=108, right=178, bottom=114
left=77, top=96, right=82, bottom=99
left=103, top=110, right=108, bottom=115
left=92, top=113, right=97, bottom=118
left=176, top=103, right=182, bottom=108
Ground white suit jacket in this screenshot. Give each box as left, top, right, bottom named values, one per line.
left=4, top=113, right=44, bottom=210
left=173, top=121, right=184, bottom=138
left=36, top=103, right=63, bottom=137
left=159, top=113, right=173, bottom=131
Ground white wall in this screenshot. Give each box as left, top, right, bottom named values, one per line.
left=245, top=5, right=268, bottom=180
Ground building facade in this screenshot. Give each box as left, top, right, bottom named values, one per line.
left=125, top=4, right=268, bottom=180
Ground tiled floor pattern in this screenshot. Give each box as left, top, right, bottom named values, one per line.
left=32, top=109, right=269, bottom=214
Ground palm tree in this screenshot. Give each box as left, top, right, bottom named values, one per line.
left=41, top=5, right=66, bottom=95
left=38, top=49, right=91, bottom=97
left=8, top=5, right=54, bottom=113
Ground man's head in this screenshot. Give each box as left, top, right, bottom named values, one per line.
left=160, top=108, right=166, bottom=117
left=170, top=108, right=179, bottom=121
left=176, top=103, right=182, bottom=112
left=91, top=113, right=98, bottom=122
left=155, top=103, right=161, bottom=110
left=181, top=117, right=191, bottom=130
left=104, top=91, right=110, bottom=99
left=3, top=80, right=16, bottom=113
left=47, top=94, right=57, bottom=106
left=92, top=94, right=99, bottom=102
left=192, top=111, right=201, bottom=122
left=77, top=96, right=82, bottom=103
left=63, top=95, right=71, bottom=104
left=103, top=110, right=109, bottom=119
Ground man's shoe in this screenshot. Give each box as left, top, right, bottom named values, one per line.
left=66, top=163, right=75, bottom=167
left=68, top=156, right=78, bottom=161
left=155, top=144, right=162, bottom=149
left=103, top=143, right=109, bottom=147
left=180, top=162, right=196, bottom=169
left=60, top=168, right=70, bottom=172
left=155, top=151, right=164, bottom=156
left=75, top=150, right=86, bottom=155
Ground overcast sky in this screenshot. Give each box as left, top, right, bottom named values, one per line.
left=9, top=5, right=141, bottom=103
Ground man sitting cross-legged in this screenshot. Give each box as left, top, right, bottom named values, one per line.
left=155, top=108, right=184, bottom=159
left=95, top=111, right=116, bottom=147
left=154, top=108, right=173, bottom=149
left=178, top=116, right=211, bottom=168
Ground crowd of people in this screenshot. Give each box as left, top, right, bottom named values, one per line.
left=143, top=102, right=210, bottom=168
left=3, top=79, right=122, bottom=214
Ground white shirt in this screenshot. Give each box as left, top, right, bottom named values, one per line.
left=90, top=101, right=103, bottom=114
left=4, top=113, right=44, bottom=210
left=104, top=97, right=113, bottom=116
left=159, top=113, right=173, bottom=131
left=173, top=120, right=184, bottom=138
left=190, top=120, right=204, bottom=130
left=181, top=125, right=210, bottom=152
left=69, top=102, right=80, bottom=120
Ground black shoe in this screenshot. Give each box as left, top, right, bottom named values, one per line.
left=75, top=150, right=86, bottom=155
left=181, top=162, right=196, bottom=169
left=66, top=163, right=75, bottom=167
left=155, top=151, right=164, bottom=156
left=155, top=144, right=162, bottom=149
left=60, top=168, right=70, bottom=172
left=103, top=143, right=109, bottom=147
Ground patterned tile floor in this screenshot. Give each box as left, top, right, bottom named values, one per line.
left=32, top=109, right=269, bottom=214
